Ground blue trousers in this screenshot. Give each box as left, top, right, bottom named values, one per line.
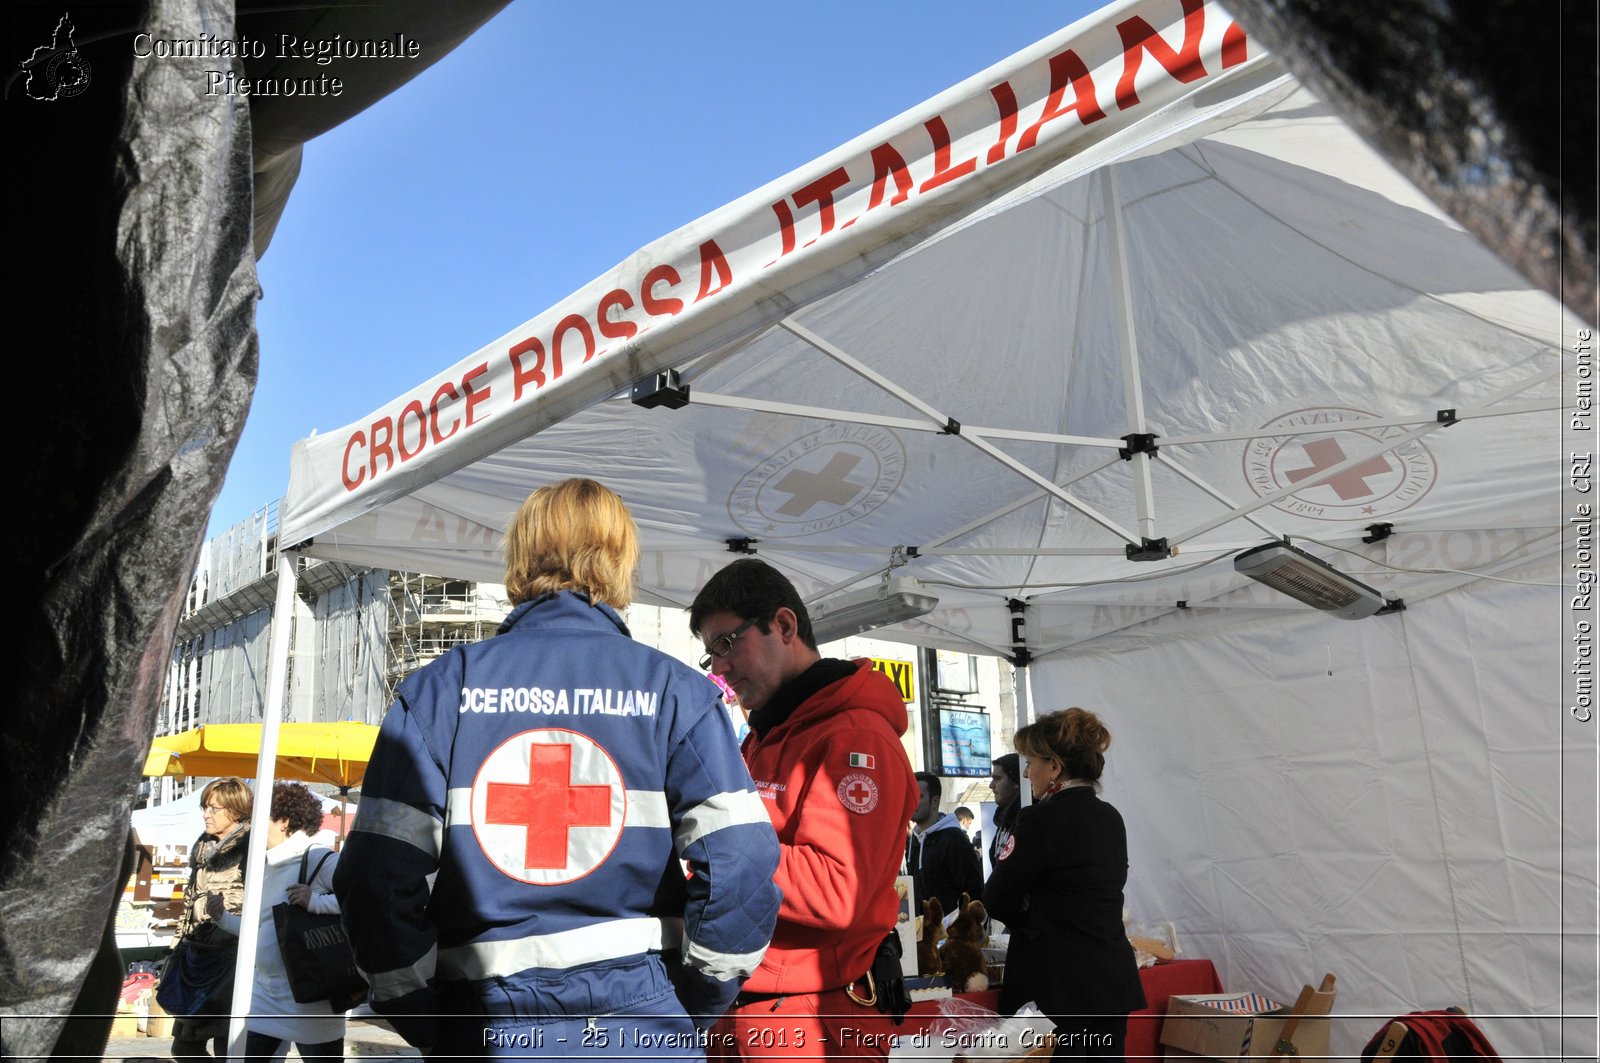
left=429, top=957, right=705, bottom=1060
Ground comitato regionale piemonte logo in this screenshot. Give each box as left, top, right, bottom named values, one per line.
left=20, top=13, right=92, bottom=100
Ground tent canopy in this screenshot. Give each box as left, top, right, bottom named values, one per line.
left=276, top=0, right=1585, bottom=1056
left=283, top=0, right=1563, bottom=662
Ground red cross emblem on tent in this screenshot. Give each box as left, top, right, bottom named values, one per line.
left=1282, top=438, right=1393, bottom=500
left=471, top=729, right=626, bottom=884
left=837, top=772, right=880, bottom=814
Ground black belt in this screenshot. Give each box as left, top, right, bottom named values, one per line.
left=733, top=989, right=789, bottom=1006
left=733, top=975, right=873, bottom=1009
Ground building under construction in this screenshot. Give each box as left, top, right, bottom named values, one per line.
left=151, top=501, right=512, bottom=801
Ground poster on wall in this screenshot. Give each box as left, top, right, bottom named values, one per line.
left=939, top=707, right=990, bottom=776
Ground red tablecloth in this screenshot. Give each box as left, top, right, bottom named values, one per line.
left=905, top=958, right=1221, bottom=1060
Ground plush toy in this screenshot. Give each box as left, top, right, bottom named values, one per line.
left=1128, top=935, right=1177, bottom=967
left=916, top=896, right=945, bottom=977
left=939, top=893, right=990, bottom=993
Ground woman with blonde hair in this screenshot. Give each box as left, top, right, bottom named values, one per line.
left=333, top=478, right=780, bottom=1056
left=985, top=708, right=1145, bottom=1061
left=501, top=475, right=638, bottom=607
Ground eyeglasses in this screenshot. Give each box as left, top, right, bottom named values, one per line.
left=203, top=805, right=227, bottom=814
left=699, top=618, right=757, bottom=670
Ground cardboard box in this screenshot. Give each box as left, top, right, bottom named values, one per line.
left=136, top=991, right=177, bottom=1038
left=1160, top=984, right=1335, bottom=1062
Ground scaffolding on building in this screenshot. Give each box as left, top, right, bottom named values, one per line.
left=150, top=502, right=512, bottom=804
left=384, top=573, right=510, bottom=702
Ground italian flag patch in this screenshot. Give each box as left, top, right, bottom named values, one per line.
left=848, top=752, right=875, bottom=769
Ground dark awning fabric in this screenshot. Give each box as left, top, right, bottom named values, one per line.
left=1, top=3, right=505, bottom=1057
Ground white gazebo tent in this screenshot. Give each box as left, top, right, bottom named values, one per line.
left=237, top=0, right=1592, bottom=1057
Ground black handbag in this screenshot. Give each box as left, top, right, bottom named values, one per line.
left=155, top=921, right=237, bottom=1018
left=271, top=849, right=368, bottom=1010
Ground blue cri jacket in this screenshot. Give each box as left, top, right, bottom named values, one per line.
left=333, top=592, right=781, bottom=1046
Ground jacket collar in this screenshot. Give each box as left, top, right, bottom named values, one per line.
left=747, top=657, right=856, bottom=738
left=752, top=657, right=909, bottom=742
left=498, top=590, right=631, bottom=638
left=913, top=811, right=963, bottom=838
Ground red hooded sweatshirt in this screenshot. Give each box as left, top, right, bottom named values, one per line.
left=739, top=659, right=918, bottom=995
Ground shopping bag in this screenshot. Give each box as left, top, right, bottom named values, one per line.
left=271, top=849, right=368, bottom=1010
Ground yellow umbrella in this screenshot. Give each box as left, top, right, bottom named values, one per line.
left=142, top=721, right=379, bottom=789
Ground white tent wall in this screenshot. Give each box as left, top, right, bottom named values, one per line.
left=1033, top=562, right=1594, bottom=1059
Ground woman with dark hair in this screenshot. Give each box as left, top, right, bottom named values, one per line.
left=987, top=753, right=1020, bottom=873
left=223, top=781, right=346, bottom=1062
left=984, top=709, right=1145, bottom=1061
left=169, top=777, right=253, bottom=1058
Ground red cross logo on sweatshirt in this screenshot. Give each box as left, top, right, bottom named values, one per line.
left=837, top=772, right=880, bottom=814
left=472, top=729, right=625, bottom=884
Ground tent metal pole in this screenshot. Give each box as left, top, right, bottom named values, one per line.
left=689, top=389, right=1125, bottom=449
left=1171, top=418, right=1445, bottom=545
left=1159, top=395, right=1558, bottom=447
left=1008, top=598, right=1035, bottom=812
left=1158, top=453, right=1286, bottom=541
left=1013, top=662, right=1033, bottom=812
left=779, top=318, right=1141, bottom=545
left=224, top=547, right=298, bottom=1058
left=791, top=454, right=1128, bottom=609
left=1172, top=360, right=1559, bottom=545
left=1101, top=165, right=1159, bottom=544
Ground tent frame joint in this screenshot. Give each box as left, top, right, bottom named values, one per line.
left=1363, top=522, right=1396, bottom=544
left=890, top=545, right=920, bottom=566
left=725, top=537, right=759, bottom=554
left=1118, top=432, right=1160, bottom=460
left=1126, top=536, right=1172, bottom=562
left=1435, top=408, right=1458, bottom=426
left=631, top=369, right=691, bottom=410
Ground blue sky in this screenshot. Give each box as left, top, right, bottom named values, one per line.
left=216, top=0, right=1099, bottom=537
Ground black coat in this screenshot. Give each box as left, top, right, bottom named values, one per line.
left=984, top=786, right=1146, bottom=1018
left=906, top=819, right=984, bottom=915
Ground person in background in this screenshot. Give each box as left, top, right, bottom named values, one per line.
left=216, top=781, right=346, bottom=1063
left=986, top=753, right=1020, bottom=875
left=906, top=773, right=982, bottom=915
left=335, top=478, right=780, bottom=1057
left=984, top=709, right=1145, bottom=1061
left=691, top=558, right=917, bottom=1063
left=168, top=777, right=252, bottom=1059
left=953, top=806, right=980, bottom=853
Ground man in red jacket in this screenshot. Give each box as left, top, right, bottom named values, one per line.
left=691, top=560, right=918, bottom=1062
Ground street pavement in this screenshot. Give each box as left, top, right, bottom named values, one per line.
left=102, top=1017, right=420, bottom=1060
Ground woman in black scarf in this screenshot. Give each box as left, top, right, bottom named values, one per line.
left=985, top=711, right=1144, bottom=1061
